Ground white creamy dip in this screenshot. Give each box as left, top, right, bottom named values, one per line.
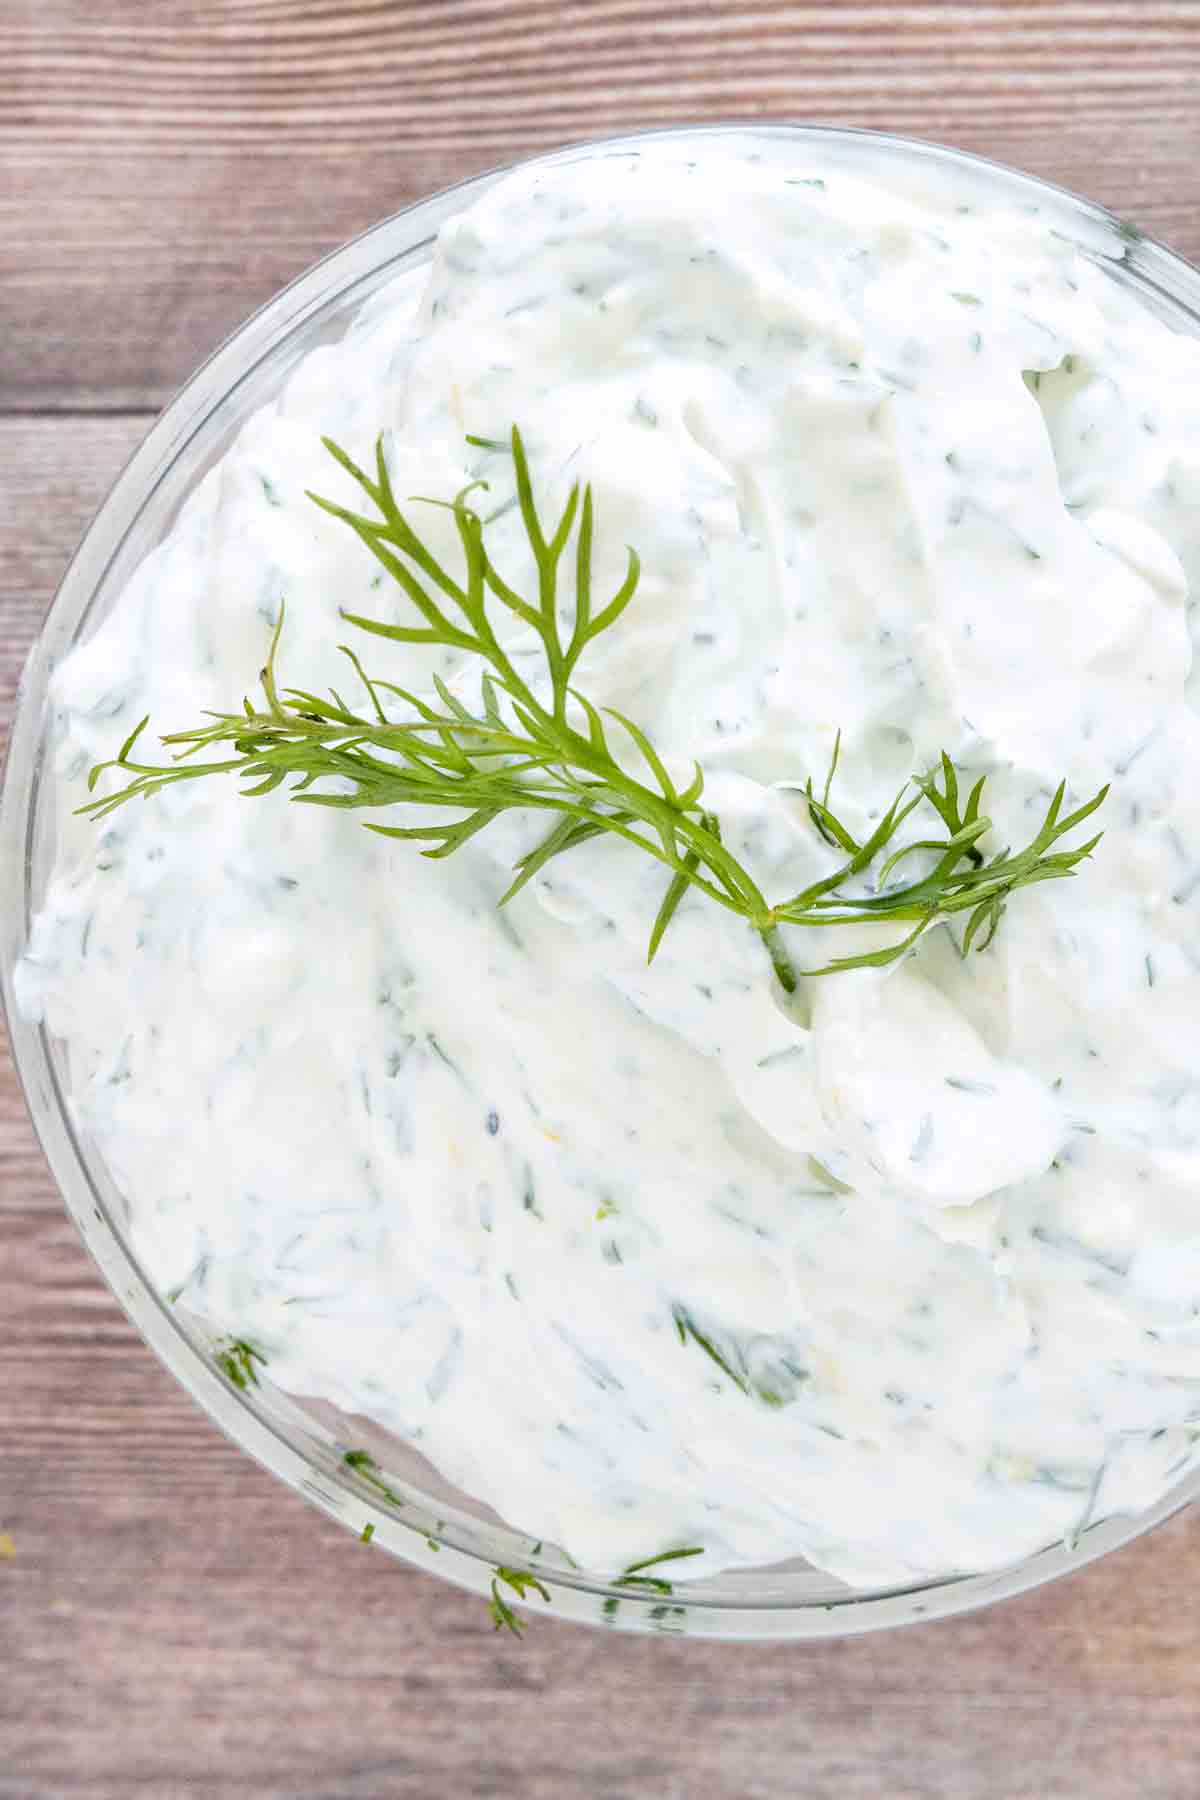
left=20, top=139, right=1200, bottom=1587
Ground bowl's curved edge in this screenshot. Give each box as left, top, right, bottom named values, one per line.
left=4, top=120, right=1200, bottom=1641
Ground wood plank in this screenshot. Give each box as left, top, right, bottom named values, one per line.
left=2, top=0, right=1199, bottom=410
left=0, top=416, right=149, bottom=722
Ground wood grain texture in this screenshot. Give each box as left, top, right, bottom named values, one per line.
left=3, top=0, right=1199, bottom=408
left=5, top=4, right=1200, bottom=1795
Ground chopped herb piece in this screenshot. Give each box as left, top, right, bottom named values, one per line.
left=214, top=1338, right=265, bottom=1391
left=489, top=1564, right=551, bottom=1635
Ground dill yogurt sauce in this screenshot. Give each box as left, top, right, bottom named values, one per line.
left=19, top=139, right=1200, bottom=1587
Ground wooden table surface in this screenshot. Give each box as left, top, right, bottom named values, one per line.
left=5, top=4, right=1200, bottom=1795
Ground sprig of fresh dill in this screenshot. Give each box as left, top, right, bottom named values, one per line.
left=81, top=426, right=1108, bottom=993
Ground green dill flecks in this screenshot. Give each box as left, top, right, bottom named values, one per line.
left=602, top=1596, right=620, bottom=1623
left=425, top=1032, right=458, bottom=1074
left=259, top=473, right=283, bottom=507
left=554, top=1323, right=624, bottom=1392
left=674, top=1306, right=808, bottom=1410
left=1063, top=1458, right=1107, bottom=1553
left=214, top=1338, right=265, bottom=1390
left=342, top=1448, right=407, bottom=1509
left=81, top=428, right=1107, bottom=999
left=522, top=1165, right=543, bottom=1221
left=672, top=1307, right=750, bottom=1395
left=360, top=1522, right=375, bottom=1544
left=616, top=1545, right=704, bottom=1595
left=488, top=1565, right=551, bottom=1635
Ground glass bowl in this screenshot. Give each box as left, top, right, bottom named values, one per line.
left=6, top=124, right=1200, bottom=1641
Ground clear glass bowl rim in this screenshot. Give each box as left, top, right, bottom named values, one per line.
left=5, top=121, right=1200, bottom=1642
